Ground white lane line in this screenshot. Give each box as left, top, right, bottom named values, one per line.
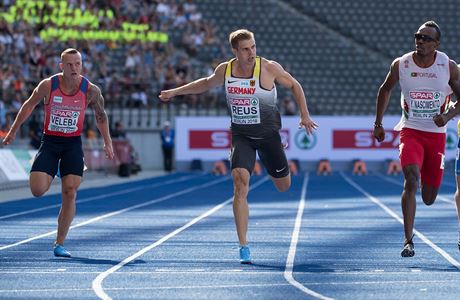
left=374, top=173, right=454, bottom=204
left=341, top=172, right=460, bottom=269
left=0, top=175, right=198, bottom=220
left=92, top=177, right=269, bottom=300
left=2, top=283, right=291, bottom=293
left=0, top=176, right=230, bottom=251
left=284, top=173, right=334, bottom=300
left=4, top=278, right=460, bottom=294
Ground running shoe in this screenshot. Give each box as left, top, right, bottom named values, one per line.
left=53, top=244, right=71, bottom=257
left=239, top=245, right=252, bottom=264
left=401, top=240, right=414, bottom=257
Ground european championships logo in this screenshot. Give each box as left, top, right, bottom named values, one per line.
left=295, top=129, right=316, bottom=150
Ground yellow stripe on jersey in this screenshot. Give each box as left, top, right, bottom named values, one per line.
left=225, top=58, right=236, bottom=79
left=457, top=119, right=460, bottom=136
left=254, top=57, right=261, bottom=79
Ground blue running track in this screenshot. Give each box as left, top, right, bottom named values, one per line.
left=1, top=172, right=460, bottom=299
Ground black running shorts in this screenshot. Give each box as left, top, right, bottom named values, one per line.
left=230, top=131, right=289, bottom=178
left=31, top=134, right=84, bottom=177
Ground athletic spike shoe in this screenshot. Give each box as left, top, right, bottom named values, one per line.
left=401, top=239, right=415, bottom=257
left=458, top=232, right=460, bottom=252
left=53, top=244, right=71, bottom=257
left=239, top=245, right=252, bottom=264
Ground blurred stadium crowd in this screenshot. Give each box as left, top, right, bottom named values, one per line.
left=1, top=0, right=460, bottom=141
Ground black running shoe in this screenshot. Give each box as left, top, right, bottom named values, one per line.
left=401, top=237, right=415, bottom=257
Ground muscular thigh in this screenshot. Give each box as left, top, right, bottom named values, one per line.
left=420, top=131, right=445, bottom=188
left=31, top=139, right=60, bottom=177
left=257, top=132, right=289, bottom=178
left=60, top=138, right=84, bottom=177
left=230, top=134, right=256, bottom=175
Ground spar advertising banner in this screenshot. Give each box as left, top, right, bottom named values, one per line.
left=175, top=116, right=459, bottom=161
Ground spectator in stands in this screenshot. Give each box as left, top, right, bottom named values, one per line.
left=160, top=120, right=174, bottom=172
left=373, top=21, right=460, bottom=257
left=111, top=120, right=127, bottom=139
left=2, top=48, right=114, bottom=258
left=159, top=29, right=317, bottom=264
left=28, top=116, right=42, bottom=150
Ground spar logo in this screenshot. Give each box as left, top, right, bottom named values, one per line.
left=409, top=91, right=440, bottom=100
left=295, top=130, right=316, bottom=150
left=231, top=99, right=251, bottom=106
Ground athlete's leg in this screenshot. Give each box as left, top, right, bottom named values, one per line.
left=258, top=132, right=290, bottom=192
left=55, top=174, right=81, bottom=245
left=29, top=171, right=53, bottom=197
left=420, top=132, right=445, bottom=205
left=402, top=164, right=419, bottom=242
left=232, top=168, right=250, bottom=246
left=271, top=174, right=291, bottom=192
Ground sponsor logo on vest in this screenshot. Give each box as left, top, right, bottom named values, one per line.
left=53, top=96, right=62, bottom=103
left=227, top=87, right=256, bottom=95
left=409, top=91, right=440, bottom=100
left=410, top=72, right=437, bottom=78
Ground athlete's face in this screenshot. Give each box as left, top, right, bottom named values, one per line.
left=233, top=38, right=256, bottom=64
left=60, top=53, right=82, bottom=79
left=414, top=26, right=439, bottom=56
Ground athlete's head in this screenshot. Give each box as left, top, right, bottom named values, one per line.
left=229, top=29, right=256, bottom=63
left=59, top=48, right=82, bottom=79
left=414, top=21, right=440, bottom=56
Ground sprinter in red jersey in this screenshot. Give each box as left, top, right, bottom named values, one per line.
left=2, top=48, right=114, bottom=257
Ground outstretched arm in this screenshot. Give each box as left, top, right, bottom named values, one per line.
left=433, top=60, right=460, bottom=126
left=2, top=79, right=49, bottom=145
left=87, top=84, right=114, bottom=160
left=270, top=60, right=318, bottom=135
left=373, top=58, right=399, bottom=142
left=159, top=63, right=226, bottom=102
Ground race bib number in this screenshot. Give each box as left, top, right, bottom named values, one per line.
left=230, top=97, right=260, bottom=125
left=408, top=90, right=442, bottom=119
left=48, top=109, right=80, bottom=133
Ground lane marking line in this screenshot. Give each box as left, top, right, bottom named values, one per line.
left=92, top=177, right=269, bottom=300
left=284, top=173, right=334, bottom=300
left=0, top=176, right=230, bottom=251
left=0, top=175, right=198, bottom=220
left=341, top=172, right=460, bottom=269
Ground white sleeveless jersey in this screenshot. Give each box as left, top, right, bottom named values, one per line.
left=395, top=50, right=452, bottom=133
left=225, top=56, right=281, bottom=138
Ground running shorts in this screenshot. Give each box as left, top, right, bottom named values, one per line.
left=399, top=128, right=445, bottom=188
left=230, top=131, right=289, bottom=178
left=31, top=134, right=84, bottom=177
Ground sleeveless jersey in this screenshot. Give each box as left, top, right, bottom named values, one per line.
left=44, top=75, right=88, bottom=137
left=225, top=56, right=281, bottom=138
left=395, top=50, right=452, bottom=133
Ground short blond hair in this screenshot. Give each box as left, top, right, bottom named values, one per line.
left=60, top=48, right=80, bottom=60
left=228, top=29, right=254, bottom=49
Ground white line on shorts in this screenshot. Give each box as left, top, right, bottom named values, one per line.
left=342, top=172, right=460, bottom=269
left=0, top=176, right=229, bottom=251
left=284, top=173, right=334, bottom=300
left=0, top=175, right=198, bottom=220
left=92, top=177, right=269, bottom=300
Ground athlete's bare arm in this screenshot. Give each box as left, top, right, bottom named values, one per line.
left=159, top=63, right=227, bottom=102
left=87, top=83, right=114, bottom=159
left=433, top=60, right=460, bottom=127
left=266, top=59, right=318, bottom=134
left=2, top=79, right=50, bottom=145
left=374, top=58, right=400, bottom=142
